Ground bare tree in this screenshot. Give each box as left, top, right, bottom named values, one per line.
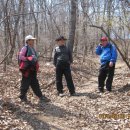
left=67, top=0, right=77, bottom=53
left=0, top=0, right=130, bottom=70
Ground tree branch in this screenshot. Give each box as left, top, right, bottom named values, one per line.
left=0, top=11, right=45, bottom=25
left=0, top=47, right=13, bottom=65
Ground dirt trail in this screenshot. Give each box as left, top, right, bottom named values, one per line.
left=32, top=61, right=130, bottom=130
left=1, top=60, right=130, bottom=130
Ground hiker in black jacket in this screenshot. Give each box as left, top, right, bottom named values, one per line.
left=53, top=36, right=76, bottom=97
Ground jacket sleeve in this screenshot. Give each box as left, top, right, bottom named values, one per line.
left=110, top=44, right=117, bottom=63
left=19, top=46, right=28, bottom=61
left=53, top=49, right=57, bottom=66
left=95, top=44, right=102, bottom=55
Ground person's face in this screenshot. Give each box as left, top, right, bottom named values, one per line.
left=101, top=40, right=108, bottom=47
left=27, top=39, right=35, bottom=47
left=57, top=39, right=65, bottom=46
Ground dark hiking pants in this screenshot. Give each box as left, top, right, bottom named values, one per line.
left=20, top=71, right=42, bottom=99
left=56, top=62, right=75, bottom=94
left=98, top=62, right=115, bottom=92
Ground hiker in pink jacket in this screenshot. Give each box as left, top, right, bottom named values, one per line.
left=19, top=35, right=50, bottom=102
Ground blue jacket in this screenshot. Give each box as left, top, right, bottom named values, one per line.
left=95, top=43, right=117, bottom=65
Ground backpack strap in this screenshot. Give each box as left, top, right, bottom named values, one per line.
left=18, top=45, right=28, bottom=66
left=25, top=45, right=28, bottom=57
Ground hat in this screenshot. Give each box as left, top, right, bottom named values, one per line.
left=25, top=35, right=36, bottom=43
left=100, top=37, right=108, bottom=41
left=55, top=36, right=67, bottom=41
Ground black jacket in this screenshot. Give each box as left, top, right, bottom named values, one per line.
left=53, top=45, right=73, bottom=66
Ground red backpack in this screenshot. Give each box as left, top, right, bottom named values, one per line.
left=18, top=46, right=29, bottom=70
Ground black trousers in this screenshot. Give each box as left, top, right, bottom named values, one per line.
left=20, top=71, right=42, bottom=99
left=98, top=62, right=115, bottom=91
left=56, top=62, right=75, bottom=94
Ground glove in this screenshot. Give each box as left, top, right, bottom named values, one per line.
left=27, top=56, right=33, bottom=61
left=27, top=56, right=36, bottom=66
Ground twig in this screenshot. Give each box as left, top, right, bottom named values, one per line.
left=41, top=79, right=55, bottom=89
left=0, top=11, right=46, bottom=25
left=0, top=47, right=13, bottom=65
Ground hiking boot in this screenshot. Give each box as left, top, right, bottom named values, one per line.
left=20, top=96, right=28, bottom=102
left=39, top=96, right=50, bottom=102
left=98, top=88, right=104, bottom=93
left=96, top=89, right=104, bottom=95
left=70, top=92, right=77, bottom=96
left=58, top=93, right=65, bottom=97
left=107, top=88, right=112, bottom=92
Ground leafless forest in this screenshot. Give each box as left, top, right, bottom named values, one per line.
left=0, top=0, right=130, bottom=130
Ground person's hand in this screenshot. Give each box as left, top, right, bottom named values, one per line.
left=109, top=62, right=113, bottom=67
left=32, top=55, right=37, bottom=62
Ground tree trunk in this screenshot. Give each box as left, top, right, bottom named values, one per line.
left=3, top=25, right=8, bottom=71
left=29, top=0, right=39, bottom=49
left=22, top=0, right=25, bottom=46
left=67, top=0, right=77, bottom=53
left=73, top=2, right=79, bottom=57
left=8, top=0, right=23, bottom=63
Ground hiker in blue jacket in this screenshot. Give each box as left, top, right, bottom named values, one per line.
left=95, top=36, right=117, bottom=92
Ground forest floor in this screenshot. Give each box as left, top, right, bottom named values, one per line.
left=0, top=57, right=130, bottom=130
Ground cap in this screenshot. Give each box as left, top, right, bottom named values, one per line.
left=25, top=35, right=36, bottom=43
left=100, top=37, right=108, bottom=41
left=55, top=36, right=67, bottom=41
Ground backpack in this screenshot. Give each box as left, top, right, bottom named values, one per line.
left=18, top=45, right=28, bottom=66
